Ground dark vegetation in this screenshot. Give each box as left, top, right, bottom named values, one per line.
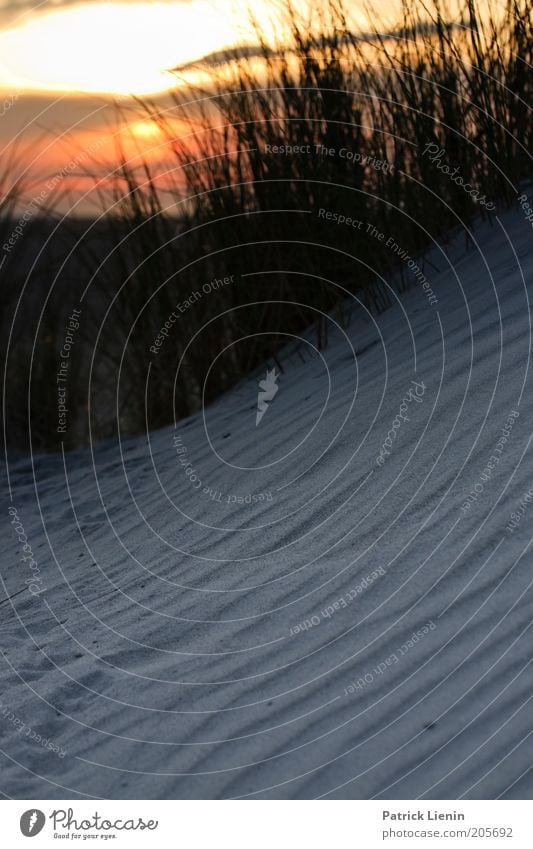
left=1, top=0, right=531, bottom=452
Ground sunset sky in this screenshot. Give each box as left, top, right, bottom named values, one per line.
left=1, top=1, right=233, bottom=97
left=0, top=1, right=300, bottom=208
left=0, top=0, right=325, bottom=96
left=0, top=0, right=393, bottom=211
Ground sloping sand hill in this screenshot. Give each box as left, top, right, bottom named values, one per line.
left=2, top=205, right=533, bottom=799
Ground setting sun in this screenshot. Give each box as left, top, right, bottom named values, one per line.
left=129, top=120, right=163, bottom=140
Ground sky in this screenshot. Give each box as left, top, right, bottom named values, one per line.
left=0, top=0, right=387, bottom=212
left=0, top=0, right=306, bottom=210
left=0, top=0, right=318, bottom=96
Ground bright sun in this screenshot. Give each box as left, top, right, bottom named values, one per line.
left=129, top=120, right=162, bottom=140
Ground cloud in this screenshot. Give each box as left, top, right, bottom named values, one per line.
left=172, top=21, right=457, bottom=72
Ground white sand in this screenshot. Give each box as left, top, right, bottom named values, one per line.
left=1, top=205, right=533, bottom=799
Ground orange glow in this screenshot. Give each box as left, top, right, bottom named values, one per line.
left=129, top=120, right=163, bottom=141
left=0, top=0, right=378, bottom=213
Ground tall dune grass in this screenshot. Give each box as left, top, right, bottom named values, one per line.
left=3, top=0, right=531, bottom=450
left=93, top=0, right=530, bottom=438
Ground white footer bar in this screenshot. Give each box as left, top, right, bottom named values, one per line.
left=2, top=800, right=530, bottom=847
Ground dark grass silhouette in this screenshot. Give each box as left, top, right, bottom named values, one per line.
left=2, top=0, right=531, bottom=451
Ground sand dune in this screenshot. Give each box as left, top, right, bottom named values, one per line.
left=2, top=205, right=533, bottom=799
